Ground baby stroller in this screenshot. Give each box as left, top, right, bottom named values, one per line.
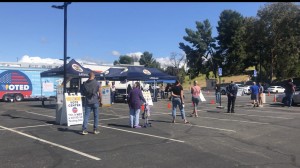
left=142, top=104, right=152, bottom=128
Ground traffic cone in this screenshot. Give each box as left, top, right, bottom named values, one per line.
left=141, top=104, right=145, bottom=111
left=210, top=99, right=215, bottom=104
left=167, top=102, right=171, bottom=109
left=273, top=94, right=276, bottom=102
left=268, top=92, right=270, bottom=96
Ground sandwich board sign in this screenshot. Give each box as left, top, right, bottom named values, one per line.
left=101, top=86, right=111, bottom=107
left=142, top=90, right=153, bottom=106
left=60, top=93, right=84, bottom=126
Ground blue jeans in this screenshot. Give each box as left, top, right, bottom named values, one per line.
left=215, top=92, right=221, bottom=104
left=82, top=103, right=99, bottom=131
left=285, top=93, right=294, bottom=107
left=111, top=91, right=116, bottom=103
left=172, top=97, right=186, bottom=120
left=129, top=108, right=140, bottom=127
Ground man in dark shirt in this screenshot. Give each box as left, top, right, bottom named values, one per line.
left=81, top=72, right=102, bottom=135
left=215, top=84, right=221, bottom=104
left=285, top=78, right=296, bottom=107
left=226, top=81, right=238, bottom=113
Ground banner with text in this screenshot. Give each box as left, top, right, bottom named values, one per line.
left=64, top=93, right=83, bottom=126
left=142, top=90, right=153, bottom=106
left=101, top=86, right=111, bottom=107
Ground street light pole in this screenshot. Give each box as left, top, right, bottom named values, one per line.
left=259, top=47, right=262, bottom=83
left=52, top=2, right=72, bottom=93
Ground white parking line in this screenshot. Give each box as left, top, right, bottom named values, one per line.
left=0, top=124, right=101, bottom=161
left=245, top=108, right=300, bottom=115
left=182, top=124, right=236, bottom=133
left=231, top=113, right=293, bottom=120
left=22, top=110, right=185, bottom=143
left=25, top=111, right=55, bottom=118
left=0, top=124, right=53, bottom=131
left=99, top=125, right=185, bottom=143
left=200, top=116, right=269, bottom=124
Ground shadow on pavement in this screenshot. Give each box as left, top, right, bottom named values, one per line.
left=57, top=127, right=83, bottom=135
left=107, top=123, right=132, bottom=128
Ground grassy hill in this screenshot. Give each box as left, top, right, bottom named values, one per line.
left=181, top=74, right=250, bottom=90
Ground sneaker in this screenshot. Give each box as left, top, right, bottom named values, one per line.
left=134, top=125, right=142, bottom=128
left=82, top=130, right=88, bottom=135
left=93, top=129, right=100, bottom=134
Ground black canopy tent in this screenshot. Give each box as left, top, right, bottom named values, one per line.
left=40, top=59, right=105, bottom=93
left=40, top=59, right=105, bottom=79
left=102, top=66, right=177, bottom=81
left=101, top=66, right=177, bottom=101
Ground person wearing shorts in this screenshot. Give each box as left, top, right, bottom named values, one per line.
left=191, top=81, right=201, bottom=117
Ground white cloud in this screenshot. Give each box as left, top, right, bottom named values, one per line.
left=156, top=57, right=173, bottom=68
left=125, top=52, right=143, bottom=62
left=156, top=56, right=187, bottom=71
left=19, top=55, right=63, bottom=64
left=112, top=50, right=120, bottom=56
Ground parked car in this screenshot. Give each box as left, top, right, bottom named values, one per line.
left=267, top=86, right=285, bottom=93
left=276, top=86, right=300, bottom=105
left=220, top=83, right=249, bottom=95
left=235, top=83, right=252, bottom=95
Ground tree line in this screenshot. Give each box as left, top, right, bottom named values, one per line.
left=113, top=2, right=300, bottom=84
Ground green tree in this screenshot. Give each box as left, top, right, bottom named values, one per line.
left=216, top=10, right=247, bottom=76
left=113, top=60, right=119, bottom=65
left=179, top=19, right=216, bottom=79
left=256, top=2, right=300, bottom=82
left=118, top=55, right=133, bottom=64
left=139, top=51, right=161, bottom=68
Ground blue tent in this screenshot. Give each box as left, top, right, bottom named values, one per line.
left=40, top=59, right=105, bottom=79
left=144, top=79, right=176, bottom=84
left=103, top=66, right=177, bottom=81
left=100, top=67, right=125, bottom=81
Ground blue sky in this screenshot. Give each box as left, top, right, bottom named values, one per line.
left=0, top=2, right=267, bottom=65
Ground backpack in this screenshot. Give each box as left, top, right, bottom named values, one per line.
left=259, top=86, right=264, bottom=93
left=83, top=80, right=98, bottom=98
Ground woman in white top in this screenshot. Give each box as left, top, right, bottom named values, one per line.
left=190, top=81, right=201, bottom=117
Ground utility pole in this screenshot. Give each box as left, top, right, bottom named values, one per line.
left=52, top=2, right=72, bottom=93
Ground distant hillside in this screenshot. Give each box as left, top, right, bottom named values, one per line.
left=182, top=74, right=250, bottom=90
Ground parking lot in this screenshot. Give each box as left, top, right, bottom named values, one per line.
left=1, top=91, right=300, bottom=168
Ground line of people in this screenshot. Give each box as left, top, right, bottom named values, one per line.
left=80, top=73, right=296, bottom=135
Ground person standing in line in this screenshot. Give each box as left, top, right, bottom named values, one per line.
left=190, top=81, right=201, bottom=117
left=226, top=81, right=238, bottom=113
left=250, top=82, right=259, bottom=107
left=215, top=83, right=221, bottom=104
left=111, top=82, right=116, bottom=104
left=160, top=83, right=165, bottom=99
left=127, top=82, right=146, bottom=128
left=81, top=72, right=102, bottom=135
left=170, top=80, right=189, bottom=123
left=284, top=78, right=296, bottom=107
left=258, top=82, right=264, bottom=107
left=165, top=83, right=171, bottom=101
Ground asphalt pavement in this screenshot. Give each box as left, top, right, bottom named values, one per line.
left=0, top=91, right=300, bottom=168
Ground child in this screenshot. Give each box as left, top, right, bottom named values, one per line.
left=142, top=103, right=152, bottom=127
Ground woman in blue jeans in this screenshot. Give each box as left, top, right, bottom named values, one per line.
left=170, top=80, right=189, bottom=124
left=127, top=82, right=146, bottom=128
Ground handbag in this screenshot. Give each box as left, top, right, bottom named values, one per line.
left=199, top=91, right=206, bottom=102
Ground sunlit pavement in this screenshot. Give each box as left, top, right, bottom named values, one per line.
left=0, top=91, right=299, bottom=168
